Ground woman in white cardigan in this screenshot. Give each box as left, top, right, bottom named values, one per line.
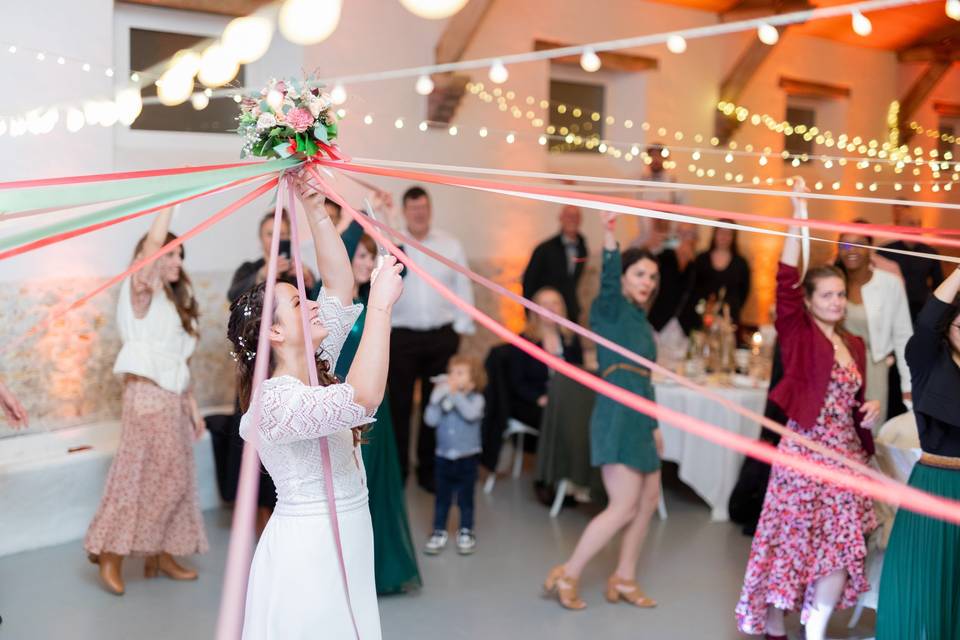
left=837, top=225, right=913, bottom=426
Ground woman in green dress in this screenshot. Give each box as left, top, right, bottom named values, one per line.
left=336, top=233, right=422, bottom=595
left=544, top=212, right=663, bottom=610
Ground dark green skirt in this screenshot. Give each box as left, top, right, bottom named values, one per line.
left=877, top=462, right=960, bottom=640
left=362, top=401, right=422, bottom=595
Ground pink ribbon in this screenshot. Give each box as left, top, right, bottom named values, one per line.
left=215, top=178, right=287, bottom=640
left=0, top=161, right=269, bottom=190
left=315, top=159, right=960, bottom=253
left=311, top=167, right=960, bottom=526
left=284, top=177, right=361, bottom=639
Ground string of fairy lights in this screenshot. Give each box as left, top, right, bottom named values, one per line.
left=461, top=81, right=960, bottom=191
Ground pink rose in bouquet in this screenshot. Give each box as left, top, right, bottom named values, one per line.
left=286, top=107, right=314, bottom=133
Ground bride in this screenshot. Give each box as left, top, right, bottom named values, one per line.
left=227, top=175, right=403, bottom=639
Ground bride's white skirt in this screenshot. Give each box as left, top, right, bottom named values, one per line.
left=241, top=500, right=382, bottom=640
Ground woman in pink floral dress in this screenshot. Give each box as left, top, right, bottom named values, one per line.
left=85, top=207, right=208, bottom=595
left=736, top=183, right=881, bottom=640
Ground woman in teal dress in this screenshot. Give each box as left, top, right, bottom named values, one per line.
left=544, top=212, right=663, bottom=611
left=336, top=233, right=422, bottom=595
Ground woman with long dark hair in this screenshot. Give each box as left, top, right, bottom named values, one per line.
left=877, top=265, right=960, bottom=639
left=735, top=183, right=880, bottom=640
left=229, top=177, right=402, bottom=639
left=682, top=221, right=751, bottom=329
left=544, top=212, right=662, bottom=610
left=85, top=207, right=208, bottom=595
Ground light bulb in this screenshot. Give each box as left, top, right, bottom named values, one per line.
left=66, top=109, right=85, bottom=133
left=191, top=92, right=210, bottom=111
left=667, top=35, right=687, bottom=54
left=852, top=11, right=872, bottom=37
left=171, top=49, right=201, bottom=76
left=363, top=114, right=373, bottom=125
left=98, top=102, right=119, bottom=128
left=116, top=87, right=143, bottom=125
left=222, top=15, right=273, bottom=64
left=757, top=23, right=779, bottom=45
left=399, top=0, right=469, bottom=19
left=449, top=125, right=458, bottom=136
left=394, top=118, right=404, bottom=129
left=415, top=74, right=435, bottom=95
left=156, top=68, right=194, bottom=106
left=330, top=83, right=347, bottom=105
left=478, top=127, right=488, bottom=137
left=266, top=89, right=284, bottom=111
left=419, top=121, right=428, bottom=131
left=198, top=43, right=239, bottom=87
left=279, top=0, right=342, bottom=45
left=759, top=155, right=768, bottom=166
left=579, top=48, right=601, bottom=72
left=489, top=60, right=508, bottom=84
left=506, top=132, right=516, bottom=144
left=948, top=0, right=960, bottom=19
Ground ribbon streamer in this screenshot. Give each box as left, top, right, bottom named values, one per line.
left=0, top=175, right=264, bottom=261
left=355, top=209, right=901, bottom=491
left=0, top=159, right=298, bottom=215
left=216, top=179, right=286, bottom=640
left=2, top=179, right=277, bottom=354
left=285, top=179, right=361, bottom=639
left=349, top=157, right=960, bottom=213
left=312, top=169, right=960, bottom=526
left=318, top=160, right=960, bottom=259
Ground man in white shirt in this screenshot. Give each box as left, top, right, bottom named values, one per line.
left=389, top=186, right=476, bottom=491
left=632, top=143, right=686, bottom=252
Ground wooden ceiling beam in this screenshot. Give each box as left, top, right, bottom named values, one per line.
left=720, top=0, right=811, bottom=23
left=778, top=76, right=851, bottom=100
left=120, top=0, right=272, bottom=17
left=715, top=31, right=784, bottom=143
left=533, top=39, right=658, bottom=72
left=897, top=59, right=955, bottom=142
left=427, top=0, right=495, bottom=125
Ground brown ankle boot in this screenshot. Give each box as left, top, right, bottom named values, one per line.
left=89, top=552, right=125, bottom=595
left=145, top=553, right=198, bottom=581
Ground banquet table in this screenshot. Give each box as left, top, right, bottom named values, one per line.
left=654, top=379, right=767, bottom=522
left=535, top=371, right=769, bottom=521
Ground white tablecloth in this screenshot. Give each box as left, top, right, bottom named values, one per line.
left=655, top=381, right=767, bottom=521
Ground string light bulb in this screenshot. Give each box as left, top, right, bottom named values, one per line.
left=948, top=0, right=960, bottom=19
left=579, top=48, right=601, bottom=72
left=197, top=43, right=239, bottom=87
left=66, top=108, right=85, bottom=133
left=190, top=92, right=210, bottom=111
left=851, top=11, right=872, bottom=36
left=489, top=59, right=509, bottom=84
left=666, top=35, right=687, bottom=54
left=222, top=15, right=274, bottom=64
left=757, top=23, right=779, bottom=45
left=415, top=74, right=435, bottom=95
left=279, top=0, right=342, bottom=45
left=330, top=83, right=347, bottom=105
left=399, top=0, right=469, bottom=19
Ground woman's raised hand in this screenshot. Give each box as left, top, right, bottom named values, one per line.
left=368, top=255, right=404, bottom=311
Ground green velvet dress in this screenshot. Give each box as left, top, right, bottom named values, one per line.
left=588, top=248, right=660, bottom=473
left=336, top=298, right=422, bottom=595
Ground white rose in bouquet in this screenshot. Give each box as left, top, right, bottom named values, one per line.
left=256, top=113, right=277, bottom=130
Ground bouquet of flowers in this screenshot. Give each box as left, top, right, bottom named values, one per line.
left=236, top=76, right=339, bottom=159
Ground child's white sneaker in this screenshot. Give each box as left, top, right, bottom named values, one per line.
left=456, top=528, right=476, bottom=555
left=424, top=530, right=448, bottom=555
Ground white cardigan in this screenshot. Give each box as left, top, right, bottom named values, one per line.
left=858, top=268, right=913, bottom=393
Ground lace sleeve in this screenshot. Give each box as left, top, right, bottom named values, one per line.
left=314, top=287, right=364, bottom=370
left=256, top=377, right=375, bottom=445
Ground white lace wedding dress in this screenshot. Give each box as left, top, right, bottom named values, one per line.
left=239, top=289, right=382, bottom=640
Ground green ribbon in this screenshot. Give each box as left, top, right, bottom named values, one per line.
left=0, top=158, right=300, bottom=215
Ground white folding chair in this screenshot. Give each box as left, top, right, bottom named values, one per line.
left=483, top=418, right=538, bottom=494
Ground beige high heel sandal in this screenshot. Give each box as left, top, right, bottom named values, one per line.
left=543, top=565, right=587, bottom=610
left=605, top=575, right=657, bottom=608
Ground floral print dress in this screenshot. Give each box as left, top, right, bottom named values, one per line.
left=735, top=360, right=877, bottom=634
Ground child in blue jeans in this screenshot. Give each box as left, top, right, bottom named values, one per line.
left=423, top=355, right=486, bottom=556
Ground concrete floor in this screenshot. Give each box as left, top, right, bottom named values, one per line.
left=0, top=466, right=876, bottom=639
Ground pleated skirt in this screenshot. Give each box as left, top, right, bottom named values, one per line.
left=877, top=462, right=960, bottom=640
